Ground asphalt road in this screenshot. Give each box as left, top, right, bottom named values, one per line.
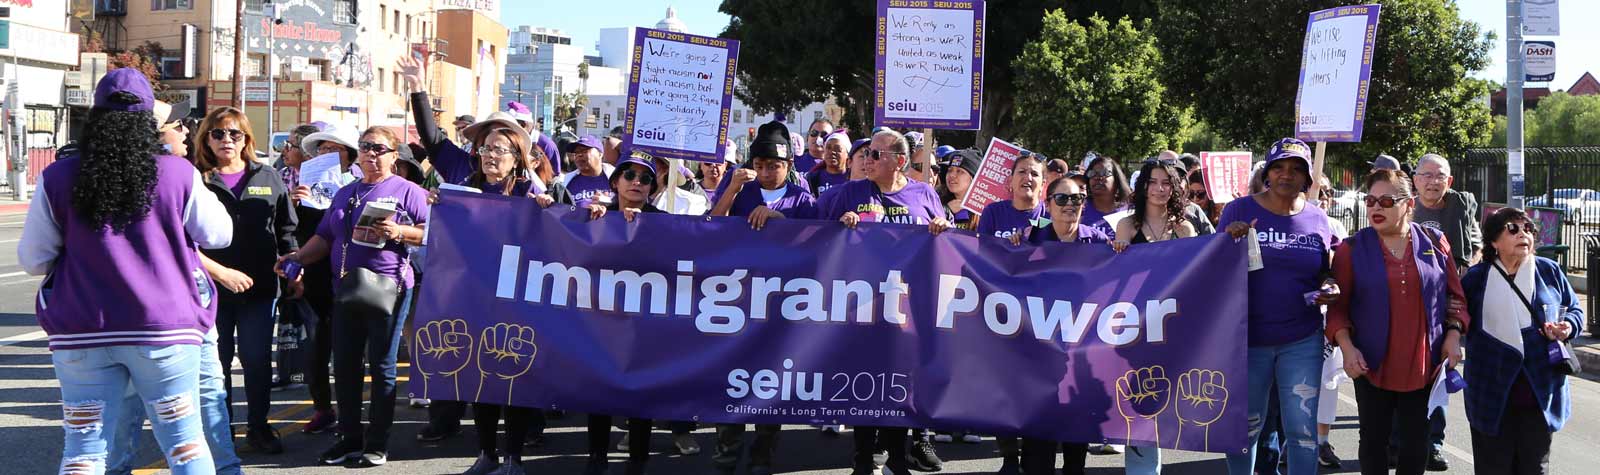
left=1, top=210, right=1599, bottom=474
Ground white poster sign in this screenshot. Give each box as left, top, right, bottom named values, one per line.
left=1524, top=0, right=1560, bottom=36
left=1525, top=41, right=1555, bottom=83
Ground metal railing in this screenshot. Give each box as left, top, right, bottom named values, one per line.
left=1455, top=147, right=1600, bottom=272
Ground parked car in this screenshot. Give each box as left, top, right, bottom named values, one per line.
left=266, top=132, right=291, bottom=163
left=1528, top=188, right=1600, bottom=224
left=1328, top=189, right=1365, bottom=220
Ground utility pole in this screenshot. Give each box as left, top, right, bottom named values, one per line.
left=1506, top=0, right=1526, bottom=208
left=266, top=2, right=278, bottom=135
left=232, top=0, right=246, bottom=111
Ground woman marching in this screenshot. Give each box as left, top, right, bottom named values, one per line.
left=939, top=149, right=982, bottom=231
left=191, top=106, right=300, bottom=454
left=278, top=126, right=431, bottom=468
left=975, top=152, right=1047, bottom=240
left=21, top=69, right=233, bottom=475
left=1462, top=207, right=1584, bottom=474
left=1081, top=155, right=1132, bottom=239
left=1111, top=159, right=1198, bottom=252
left=1219, top=138, right=1341, bottom=475
left=1325, top=169, right=1467, bottom=475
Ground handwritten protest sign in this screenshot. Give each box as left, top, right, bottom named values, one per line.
left=622, top=27, right=739, bottom=163
left=957, top=137, right=1021, bottom=216
left=1294, top=5, right=1382, bottom=142
left=874, top=0, right=986, bottom=130
left=1199, top=151, right=1253, bottom=203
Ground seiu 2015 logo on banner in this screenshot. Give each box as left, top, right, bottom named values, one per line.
left=727, top=359, right=909, bottom=404
left=886, top=100, right=944, bottom=114
left=1255, top=227, right=1324, bottom=252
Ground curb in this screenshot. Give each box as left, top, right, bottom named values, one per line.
left=1576, top=337, right=1600, bottom=378
left=0, top=202, right=26, bottom=215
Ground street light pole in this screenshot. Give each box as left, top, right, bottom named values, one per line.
left=1506, top=0, right=1526, bottom=209
left=266, top=2, right=277, bottom=137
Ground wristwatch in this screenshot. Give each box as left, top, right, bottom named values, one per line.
left=1444, top=321, right=1465, bottom=334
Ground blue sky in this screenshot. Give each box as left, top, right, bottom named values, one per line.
left=499, top=0, right=1596, bottom=90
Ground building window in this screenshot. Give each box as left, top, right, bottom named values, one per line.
left=553, top=77, right=563, bottom=95
left=151, top=0, right=193, bottom=11
left=244, top=53, right=267, bottom=79
left=733, top=110, right=742, bottom=123
left=405, top=14, right=413, bottom=39
left=159, top=57, right=184, bottom=79
left=393, top=10, right=402, bottom=36
left=377, top=67, right=386, bottom=92
left=617, top=108, right=626, bottom=125
left=814, top=110, right=823, bottom=121
left=334, top=0, right=356, bottom=24
left=243, top=0, right=263, bottom=13
left=310, top=59, right=332, bottom=81
left=379, top=5, right=387, bottom=31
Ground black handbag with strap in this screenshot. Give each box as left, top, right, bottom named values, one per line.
left=1494, top=263, right=1581, bottom=376
left=333, top=189, right=405, bottom=317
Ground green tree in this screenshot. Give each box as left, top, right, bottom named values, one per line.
left=720, top=1, right=1154, bottom=143
left=1527, top=93, right=1600, bottom=146
left=1012, top=14, right=1187, bottom=160
left=1153, top=0, right=1495, bottom=167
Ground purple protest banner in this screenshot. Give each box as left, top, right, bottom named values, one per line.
left=1294, top=4, right=1382, bottom=142
left=411, top=191, right=1248, bottom=453
left=874, top=0, right=985, bottom=130
left=621, top=27, right=739, bottom=163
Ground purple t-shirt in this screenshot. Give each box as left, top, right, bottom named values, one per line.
left=806, top=168, right=850, bottom=196
left=565, top=173, right=614, bottom=208
left=820, top=179, right=945, bottom=225
left=220, top=170, right=248, bottom=198
left=316, top=176, right=431, bottom=289
left=1027, top=223, right=1112, bottom=244
left=794, top=151, right=820, bottom=174
left=1079, top=201, right=1127, bottom=240
left=729, top=181, right=819, bottom=219
left=976, top=201, right=1046, bottom=239
left=1218, top=196, right=1339, bottom=347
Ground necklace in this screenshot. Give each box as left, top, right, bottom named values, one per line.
left=1382, top=233, right=1409, bottom=258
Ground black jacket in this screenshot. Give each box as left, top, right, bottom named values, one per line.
left=202, top=161, right=299, bottom=301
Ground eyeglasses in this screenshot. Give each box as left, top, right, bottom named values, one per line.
left=476, top=145, right=515, bottom=157
left=619, top=168, right=656, bottom=185
left=867, top=149, right=906, bottom=161
left=1414, top=172, right=1450, bottom=182
left=1087, top=170, right=1113, bottom=179
left=1188, top=190, right=1209, bottom=200
left=1505, top=222, right=1539, bottom=236
left=208, top=128, right=245, bottom=141
left=1364, top=193, right=1411, bottom=209
left=1049, top=193, right=1087, bottom=207
left=808, top=130, right=830, bottom=138
left=358, top=141, right=397, bottom=156
left=316, top=143, right=346, bottom=155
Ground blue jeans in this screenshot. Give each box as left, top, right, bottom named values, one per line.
left=216, top=298, right=277, bottom=430
left=1226, top=334, right=1323, bottom=475
left=1125, top=446, right=1162, bottom=474
left=333, top=288, right=411, bottom=451
left=107, top=332, right=242, bottom=475
left=53, top=344, right=215, bottom=475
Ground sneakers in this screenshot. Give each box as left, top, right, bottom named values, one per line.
left=673, top=433, right=701, bottom=455
left=932, top=432, right=954, bottom=443
left=302, top=409, right=336, bottom=434
left=850, top=463, right=877, bottom=475
left=996, top=456, right=1022, bottom=475
left=1317, top=443, right=1341, bottom=468
left=487, top=461, right=526, bottom=475
left=270, top=381, right=306, bottom=392
left=245, top=426, right=285, bottom=454
left=819, top=424, right=844, bottom=436
left=416, top=423, right=462, bottom=442
left=1093, top=444, right=1124, bottom=455
left=907, top=439, right=944, bottom=472
left=523, top=433, right=547, bottom=447
left=1427, top=448, right=1449, bottom=471
left=961, top=434, right=982, bottom=444
left=358, top=451, right=387, bottom=467
left=463, top=453, right=500, bottom=475
left=410, top=398, right=432, bottom=409
left=617, top=436, right=630, bottom=452
left=319, top=437, right=364, bottom=465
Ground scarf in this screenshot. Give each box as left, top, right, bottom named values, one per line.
left=1484, top=257, right=1537, bottom=355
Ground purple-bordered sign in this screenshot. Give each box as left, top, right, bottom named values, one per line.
left=621, top=27, right=740, bottom=163
left=1294, top=4, right=1382, bottom=143
left=874, top=0, right=986, bottom=130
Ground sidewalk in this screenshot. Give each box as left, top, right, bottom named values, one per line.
left=1570, top=292, right=1600, bottom=376
left=0, top=185, right=28, bottom=214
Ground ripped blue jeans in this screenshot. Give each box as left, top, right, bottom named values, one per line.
left=1226, top=333, right=1323, bottom=475
left=52, top=344, right=214, bottom=475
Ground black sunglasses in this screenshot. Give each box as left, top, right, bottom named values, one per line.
left=1188, top=190, right=1209, bottom=200
left=808, top=130, right=830, bottom=138
left=867, top=149, right=906, bottom=161
left=620, top=168, right=656, bottom=185
left=1049, top=192, right=1087, bottom=207
left=1505, top=222, right=1539, bottom=237
left=1363, top=193, right=1411, bottom=209
left=208, top=128, right=245, bottom=141
left=358, top=141, right=397, bottom=155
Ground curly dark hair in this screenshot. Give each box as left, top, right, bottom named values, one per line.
left=1129, top=160, right=1190, bottom=235
left=73, top=100, right=163, bottom=231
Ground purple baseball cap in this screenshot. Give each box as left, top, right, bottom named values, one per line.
left=1265, top=137, right=1314, bottom=190
left=565, top=134, right=603, bottom=154
left=94, top=68, right=155, bottom=112
left=615, top=151, right=657, bottom=177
